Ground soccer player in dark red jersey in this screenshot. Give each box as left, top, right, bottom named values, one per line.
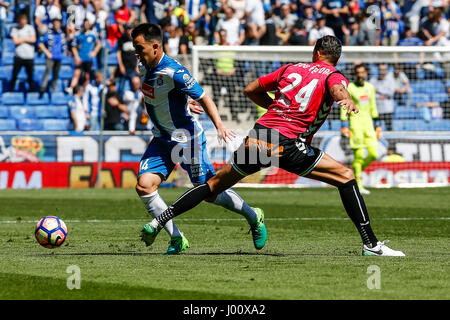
left=140, top=35, right=405, bottom=256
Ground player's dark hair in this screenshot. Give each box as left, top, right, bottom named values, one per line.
left=131, top=23, right=163, bottom=44
left=314, top=35, right=342, bottom=65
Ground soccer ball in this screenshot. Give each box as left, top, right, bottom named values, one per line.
left=35, top=216, right=68, bottom=248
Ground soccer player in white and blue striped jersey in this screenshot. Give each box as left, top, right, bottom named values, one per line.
left=131, top=23, right=267, bottom=254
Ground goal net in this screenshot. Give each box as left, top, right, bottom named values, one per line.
left=169, top=45, right=450, bottom=188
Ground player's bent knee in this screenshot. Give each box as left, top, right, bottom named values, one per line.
left=341, top=167, right=355, bottom=182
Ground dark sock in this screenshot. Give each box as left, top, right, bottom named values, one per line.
left=338, top=179, right=378, bottom=247
left=155, top=183, right=212, bottom=227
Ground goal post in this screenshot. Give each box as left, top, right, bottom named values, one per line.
left=183, top=45, right=450, bottom=188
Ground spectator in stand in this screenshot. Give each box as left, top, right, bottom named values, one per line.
left=83, top=70, right=104, bottom=131
left=73, top=0, right=96, bottom=30
left=370, top=64, right=396, bottom=131
left=131, top=0, right=143, bottom=23
left=212, top=28, right=239, bottom=122
left=179, top=20, right=198, bottom=54
left=122, top=76, right=145, bottom=134
left=259, top=10, right=281, bottom=46
left=398, top=26, right=424, bottom=80
left=393, top=64, right=411, bottom=106
left=163, top=24, right=183, bottom=56
left=0, top=1, right=9, bottom=58
left=381, top=0, right=403, bottom=46
left=10, top=14, right=36, bottom=92
left=185, top=0, right=207, bottom=40
left=228, top=0, right=246, bottom=21
left=274, top=3, right=298, bottom=42
left=308, top=14, right=334, bottom=45
left=38, top=18, right=68, bottom=96
left=214, top=6, right=245, bottom=45
left=347, top=0, right=360, bottom=16
left=142, top=0, right=170, bottom=25
left=320, top=0, right=348, bottom=42
left=108, top=0, right=137, bottom=47
left=415, top=100, right=444, bottom=122
left=117, top=24, right=138, bottom=95
left=104, top=79, right=129, bottom=130
left=35, top=0, right=62, bottom=35
left=417, top=8, right=449, bottom=46
left=173, top=0, right=190, bottom=27
left=357, top=9, right=379, bottom=46
left=382, top=144, right=405, bottom=163
left=92, top=0, right=109, bottom=71
left=285, top=18, right=308, bottom=45
left=244, top=0, right=266, bottom=45
left=346, top=16, right=360, bottom=45
left=69, top=85, right=90, bottom=132
left=68, top=19, right=102, bottom=94
left=301, top=4, right=316, bottom=33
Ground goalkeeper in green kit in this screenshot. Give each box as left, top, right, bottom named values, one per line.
left=341, top=64, right=382, bottom=195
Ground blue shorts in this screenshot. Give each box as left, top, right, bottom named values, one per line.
left=138, top=134, right=215, bottom=184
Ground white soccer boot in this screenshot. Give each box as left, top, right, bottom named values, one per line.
left=362, top=240, right=405, bottom=256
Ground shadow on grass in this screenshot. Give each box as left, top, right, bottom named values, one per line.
left=29, top=251, right=288, bottom=257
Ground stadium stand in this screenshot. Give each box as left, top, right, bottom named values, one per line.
left=0, top=1, right=447, bottom=132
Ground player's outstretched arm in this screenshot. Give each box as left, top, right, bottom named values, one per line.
left=330, top=84, right=359, bottom=116
left=244, top=79, right=274, bottom=109
left=197, top=93, right=236, bottom=143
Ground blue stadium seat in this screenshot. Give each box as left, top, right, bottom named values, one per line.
left=429, top=120, right=450, bottom=131
left=0, top=107, right=9, bottom=118
left=33, top=65, right=48, bottom=85
left=4, top=39, right=15, bottom=53
left=394, top=106, right=419, bottom=119
left=108, top=52, right=118, bottom=66
left=18, top=118, right=43, bottom=131
left=34, top=54, right=47, bottom=65
left=42, top=119, right=71, bottom=131
left=61, top=55, right=73, bottom=65
left=51, top=92, right=71, bottom=105
left=8, top=106, right=36, bottom=120
left=0, top=119, right=16, bottom=130
left=35, top=106, right=57, bottom=119
left=1, top=92, right=25, bottom=105
left=17, top=68, right=30, bottom=80
left=402, top=120, right=429, bottom=131
left=410, top=81, right=425, bottom=94
left=34, top=105, right=70, bottom=119
left=0, top=66, right=13, bottom=81
left=410, top=93, right=429, bottom=107
left=54, top=106, right=70, bottom=119
left=58, top=65, right=74, bottom=79
left=422, top=80, right=445, bottom=95
left=392, top=120, right=405, bottom=131
left=433, top=93, right=448, bottom=103
left=1, top=52, right=14, bottom=66
left=26, top=92, right=50, bottom=105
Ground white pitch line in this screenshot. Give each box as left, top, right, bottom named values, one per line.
left=0, top=217, right=449, bottom=224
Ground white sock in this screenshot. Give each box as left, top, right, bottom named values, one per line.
left=213, top=189, right=257, bottom=224
left=140, top=191, right=182, bottom=238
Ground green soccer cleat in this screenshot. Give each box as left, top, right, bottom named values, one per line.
left=249, top=208, right=267, bottom=250
left=139, top=222, right=161, bottom=247
left=163, top=234, right=190, bottom=255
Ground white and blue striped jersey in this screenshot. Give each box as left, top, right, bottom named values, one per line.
left=139, top=53, right=205, bottom=142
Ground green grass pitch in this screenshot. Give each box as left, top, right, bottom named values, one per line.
left=0, top=187, right=449, bottom=300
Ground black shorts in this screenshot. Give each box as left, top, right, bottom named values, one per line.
left=75, top=61, right=93, bottom=73
left=231, top=123, right=323, bottom=177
